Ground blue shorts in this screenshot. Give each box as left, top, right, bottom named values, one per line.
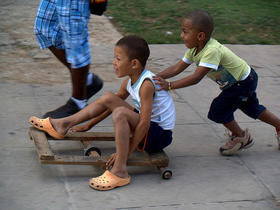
left=208, top=68, right=266, bottom=124
left=134, top=109, right=173, bottom=153
left=138, top=121, right=173, bottom=153
left=34, top=0, right=91, bottom=68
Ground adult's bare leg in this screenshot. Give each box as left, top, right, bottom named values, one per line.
left=49, top=46, right=71, bottom=69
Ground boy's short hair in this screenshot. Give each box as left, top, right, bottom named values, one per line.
left=116, top=35, right=150, bottom=68
left=185, top=10, right=214, bottom=38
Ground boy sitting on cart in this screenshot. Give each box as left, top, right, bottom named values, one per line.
left=29, top=35, right=176, bottom=191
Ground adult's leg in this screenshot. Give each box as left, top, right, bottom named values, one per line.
left=49, top=46, right=93, bottom=100
left=44, top=46, right=103, bottom=118
left=49, top=46, right=71, bottom=69
left=71, top=65, right=89, bottom=100
left=60, top=0, right=91, bottom=101
left=42, top=0, right=103, bottom=118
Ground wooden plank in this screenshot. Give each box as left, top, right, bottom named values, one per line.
left=47, top=131, right=115, bottom=141
left=28, top=127, right=168, bottom=167
left=40, top=155, right=108, bottom=165
left=39, top=152, right=168, bottom=167
left=28, top=127, right=54, bottom=160
left=148, top=151, right=169, bottom=167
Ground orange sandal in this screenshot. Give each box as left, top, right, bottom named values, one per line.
left=29, top=116, right=64, bottom=139
left=89, top=170, right=130, bottom=191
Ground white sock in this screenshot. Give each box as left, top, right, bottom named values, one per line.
left=71, top=97, right=87, bottom=109
left=87, top=73, right=93, bottom=86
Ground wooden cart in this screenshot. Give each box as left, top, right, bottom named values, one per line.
left=28, top=127, right=172, bottom=179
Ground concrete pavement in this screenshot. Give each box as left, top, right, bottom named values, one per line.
left=1, top=0, right=280, bottom=209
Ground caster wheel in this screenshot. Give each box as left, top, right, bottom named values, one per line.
left=84, top=146, right=101, bottom=157
left=161, top=167, right=172, bottom=180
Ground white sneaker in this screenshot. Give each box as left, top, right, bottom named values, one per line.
left=219, top=128, right=254, bottom=156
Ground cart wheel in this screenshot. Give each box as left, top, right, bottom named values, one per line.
left=160, top=167, right=172, bottom=180
left=84, top=146, right=101, bottom=157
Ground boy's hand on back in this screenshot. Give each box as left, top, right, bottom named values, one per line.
left=153, top=76, right=169, bottom=91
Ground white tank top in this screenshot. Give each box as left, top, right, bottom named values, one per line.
left=126, top=70, right=175, bottom=130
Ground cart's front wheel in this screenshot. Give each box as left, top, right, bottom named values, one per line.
left=84, top=146, right=101, bottom=157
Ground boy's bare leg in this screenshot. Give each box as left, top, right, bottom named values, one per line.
left=49, top=92, right=133, bottom=135
left=223, top=120, right=244, bottom=137
left=110, top=107, right=139, bottom=179
left=258, top=109, right=280, bottom=131
left=50, top=93, right=140, bottom=178
left=223, top=110, right=280, bottom=135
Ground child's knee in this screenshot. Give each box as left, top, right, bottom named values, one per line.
left=241, top=103, right=266, bottom=120
left=207, top=110, right=219, bottom=123
left=101, top=92, right=116, bottom=103
left=112, top=107, right=128, bottom=123
left=207, top=104, right=219, bottom=122
left=207, top=109, right=233, bottom=124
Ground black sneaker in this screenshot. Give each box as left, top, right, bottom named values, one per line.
left=42, top=98, right=81, bottom=119
left=42, top=74, right=102, bottom=119
left=86, top=74, right=103, bottom=100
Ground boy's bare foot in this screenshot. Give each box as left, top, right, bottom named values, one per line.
left=110, top=168, right=129, bottom=180
left=49, top=118, right=70, bottom=137
left=70, top=124, right=91, bottom=132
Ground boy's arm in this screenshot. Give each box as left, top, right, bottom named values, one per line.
left=154, top=66, right=211, bottom=91
left=71, top=79, right=130, bottom=132
left=127, top=79, right=154, bottom=157
left=156, top=60, right=189, bottom=79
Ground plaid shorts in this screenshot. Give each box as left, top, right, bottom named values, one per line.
left=34, top=0, right=91, bottom=68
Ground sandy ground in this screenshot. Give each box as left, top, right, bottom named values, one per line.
left=0, top=1, right=122, bottom=85
left=0, top=0, right=184, bottom=85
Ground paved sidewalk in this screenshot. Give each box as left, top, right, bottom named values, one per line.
left=1, top=0, right=280, bottom=209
